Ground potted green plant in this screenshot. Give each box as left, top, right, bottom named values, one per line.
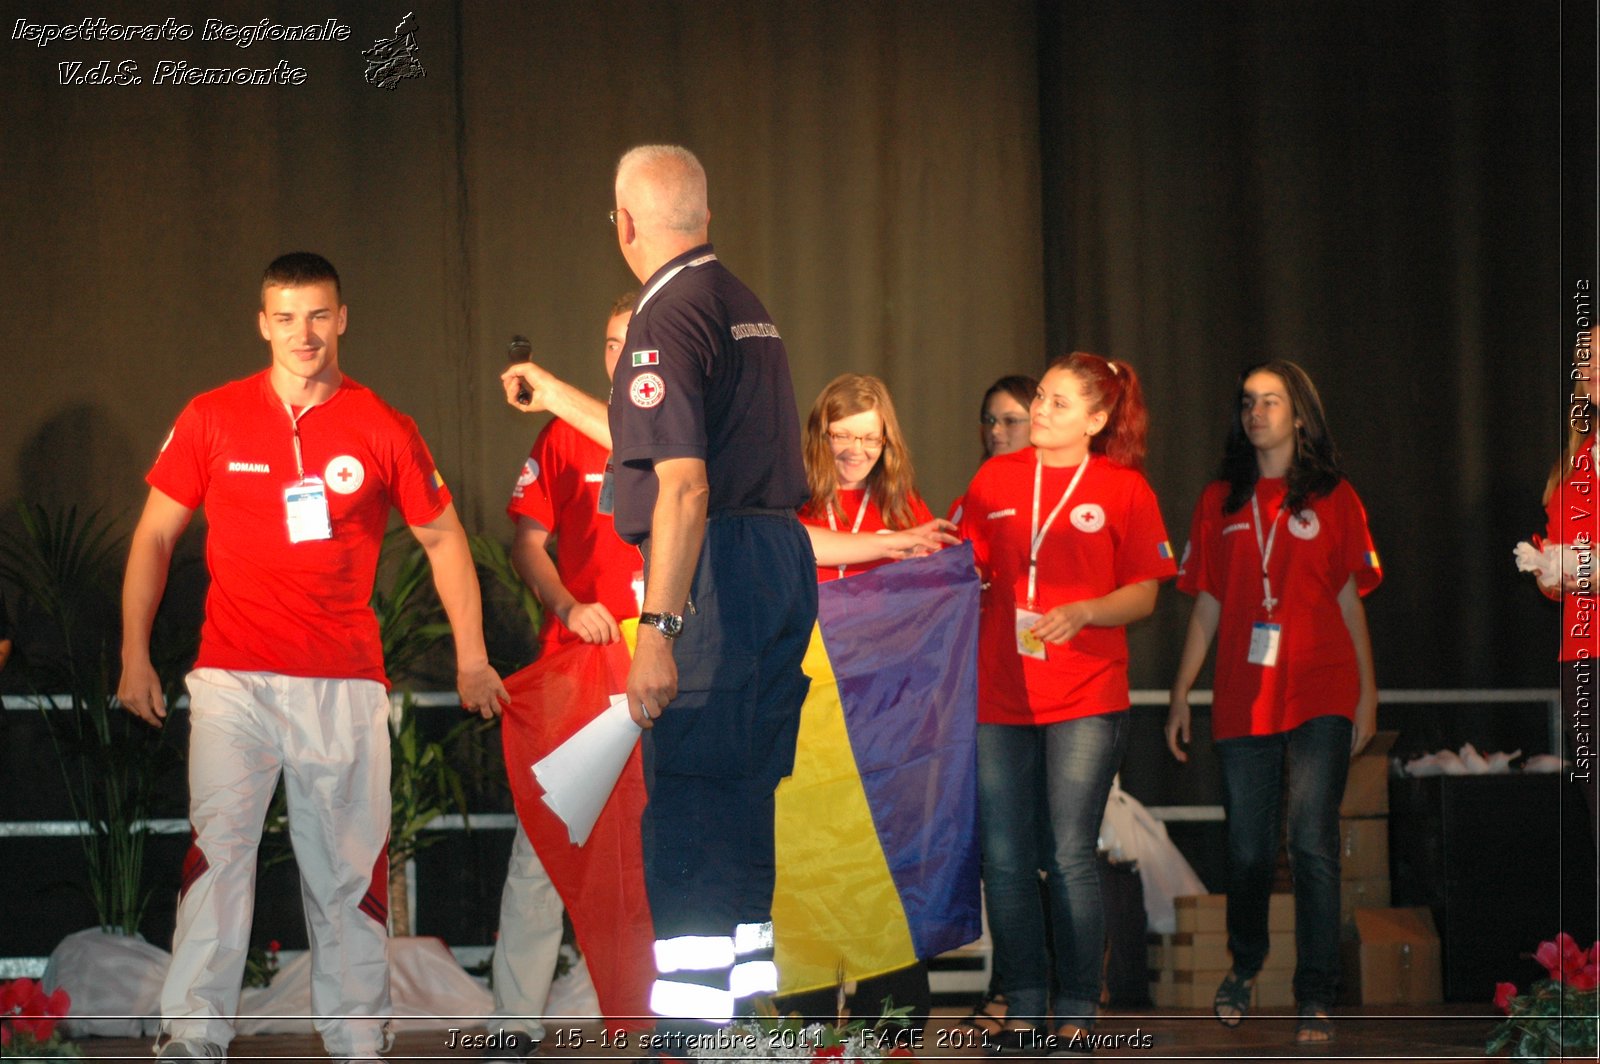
left=370, top=529, right=486, bottom=938
left=0, top=504, right=184, bottom=938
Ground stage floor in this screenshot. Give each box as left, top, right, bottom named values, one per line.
left=68, top=1004, right=1499, bottom=1062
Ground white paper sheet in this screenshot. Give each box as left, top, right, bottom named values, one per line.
left=532, top=693, right=641, bottom=845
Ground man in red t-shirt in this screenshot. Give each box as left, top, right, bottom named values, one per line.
left=486, top=292, right=639, bottom=1061
left=117, top=253, right=508, bottom=1064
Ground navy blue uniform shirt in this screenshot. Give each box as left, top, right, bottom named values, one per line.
left=608, top=244, right=807, bottom=544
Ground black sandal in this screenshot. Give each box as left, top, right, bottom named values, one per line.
left=1212, top=970, right=1253, bottom=1028
left=1043, top=1023, right=1095, bottom=1055
left=956, top=992, right=1011, bottom=1041
left=1294, top=1003, right=1333, bottom=1044
left=984, top=1024, right=1047, bottom=1056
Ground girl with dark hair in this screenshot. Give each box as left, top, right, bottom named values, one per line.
left=1166, top=359, right=1380, bottom=1045
left=960, top=352, right=1176, bottom=1052
left=950, top=375, right=1041, bottom=531
left=980, top=375, right=1040, bottom=459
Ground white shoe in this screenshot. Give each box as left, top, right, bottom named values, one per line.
left=155, top=1040, right=224, bottom=1060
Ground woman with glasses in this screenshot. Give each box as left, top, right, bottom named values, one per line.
left=1165, top=360, right=1380, bottom=1045
left=779, top=372, right=950, bottom=1027
left=950, top=376, right=1040, bottom=530
left=981, top=375, right=1039, bottom=459
left=958, top=353, right=1175, bottom=1053
left=798, top=373, right=948, bottom=583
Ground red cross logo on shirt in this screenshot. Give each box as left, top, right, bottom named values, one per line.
left=324, top=455, right=366, bottom=495
left=630, top=372, right=666, bottom=409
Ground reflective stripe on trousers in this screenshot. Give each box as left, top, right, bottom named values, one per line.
left=649, top=921, right=776, bottom=1021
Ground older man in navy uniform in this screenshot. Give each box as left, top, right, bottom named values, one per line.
left=503, top=145, right=815, bottom=1036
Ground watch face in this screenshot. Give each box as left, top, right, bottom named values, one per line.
left=644, top=612, right=683, bottom=638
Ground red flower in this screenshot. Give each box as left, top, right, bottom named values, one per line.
left=0, top=978, right=33, bottom=1013
left=0, top=978, right=71, bottom=1046
left=887, top=1047, right=916, bottom=1058
left=811, top=1048, right=845, bottom=1061
left=42, top=985, right=70, bottom=1020
left=1571, top=944, right=1600, bottom=992
left=1493, top=982, right=1519, bottom=1012
left=268, top=940, right=281, bottom=953
left=1534, top=932, right=1587, bottom=982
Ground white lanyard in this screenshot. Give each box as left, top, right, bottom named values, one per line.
left=1027, top=454, right=1090, bottom=609
left=1250, top=490, right=1285, bottom=616
left=283, top=401, right=319, bottom=479
left=826, top=489, right=872, bottom=579
left=633, top=252, right=718, bottom=315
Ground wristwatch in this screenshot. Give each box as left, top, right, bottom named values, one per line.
left=638, top=611, right=684, bottom=639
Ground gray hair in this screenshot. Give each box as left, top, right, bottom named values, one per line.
left=615, top=144, right=709, bottom=235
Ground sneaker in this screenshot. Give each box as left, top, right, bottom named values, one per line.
left=155, top=1040, right=224, bottom=1060
left=483, top=1029, right=541, bottom=1060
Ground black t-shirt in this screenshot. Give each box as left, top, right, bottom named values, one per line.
left=608, top=244, right=808, bottom=544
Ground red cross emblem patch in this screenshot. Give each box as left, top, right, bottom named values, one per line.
left=325, top=455, right=366, bottom=495
left=630, top=372, right=666, bottom=409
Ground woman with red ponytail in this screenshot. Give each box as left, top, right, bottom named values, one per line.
left=958, top=353, right=1177, bottom=1052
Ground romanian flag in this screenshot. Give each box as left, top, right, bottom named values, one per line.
left=503, top=544, right=982, bottom=1010
left=501, top=639, right=654, bottom=1032
left=772, top=543, right=983, bottom=992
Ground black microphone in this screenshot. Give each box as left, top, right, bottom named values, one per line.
left=507, top=334, right=533, bottom=404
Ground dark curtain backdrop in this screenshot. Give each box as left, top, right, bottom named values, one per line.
left=1, top=0, right=1589, bottom=696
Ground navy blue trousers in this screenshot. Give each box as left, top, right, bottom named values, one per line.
left=640, top=512, right=817, bottom=941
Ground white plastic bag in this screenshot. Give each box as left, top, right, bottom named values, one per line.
left=44, top=927, right=167, bottom=1038
left=1098, top=775, right=1207, bottom=934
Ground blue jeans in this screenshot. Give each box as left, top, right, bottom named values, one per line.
left=1215, top=714, right=1352, bottom=1007
left=977, top=712, right=1128, bottom=1027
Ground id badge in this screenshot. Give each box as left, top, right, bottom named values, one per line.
left=1247, top=622, right=1282, bottom=667
left=285, top=476, right=332, bottom=543
left=597, top=463, right=616, bottom=516
left=1015, top=608, right=1047, bottom=660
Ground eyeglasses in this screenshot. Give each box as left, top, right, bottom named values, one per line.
left=827, top=431, right=885, bottom=449
left=981, top=415, right=1030, bottom=428
left=608, top=208, right=621, bottom=226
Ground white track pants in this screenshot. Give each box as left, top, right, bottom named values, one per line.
left=489, top=824, right=565, bottom=1039
left=161, top=669, right=392, bottom=1058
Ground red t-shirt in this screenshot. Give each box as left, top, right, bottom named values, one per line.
left=506, top=418, right=642, bottom=648
left=959, top=449, right=1177, bottom=725
left=147, top=371, right=449, bottom=685
left=947, top=494, right=965, bottom=526
left=798, top=487, right=935, bottom=583
left=1545, top=439, right=1599, bottom=662
left=1176, top=477, right=1381, bottom=740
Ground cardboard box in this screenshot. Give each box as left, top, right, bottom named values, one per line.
left=1255, top=972, right=1295, bottom=1007
left=1340, top=876, right=1391, bottom=926
left=1340, top=907, right=1443, bottom=1005
left=1339, top=817, right=1390, bottom=881
left=1167, top=895, right=1293, bottom=936
left=1269, top=891, right=1295, bottom=932
left=1150, top=968, right=1245, bottom=1009
left=1340, top=730, right=1399, bottom=817
left=1148, top=968, right=1293, bottom=1008
left=1173, top=894, right=1227, bottom=934
left=1148, top=931, right=1295, bottom=973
